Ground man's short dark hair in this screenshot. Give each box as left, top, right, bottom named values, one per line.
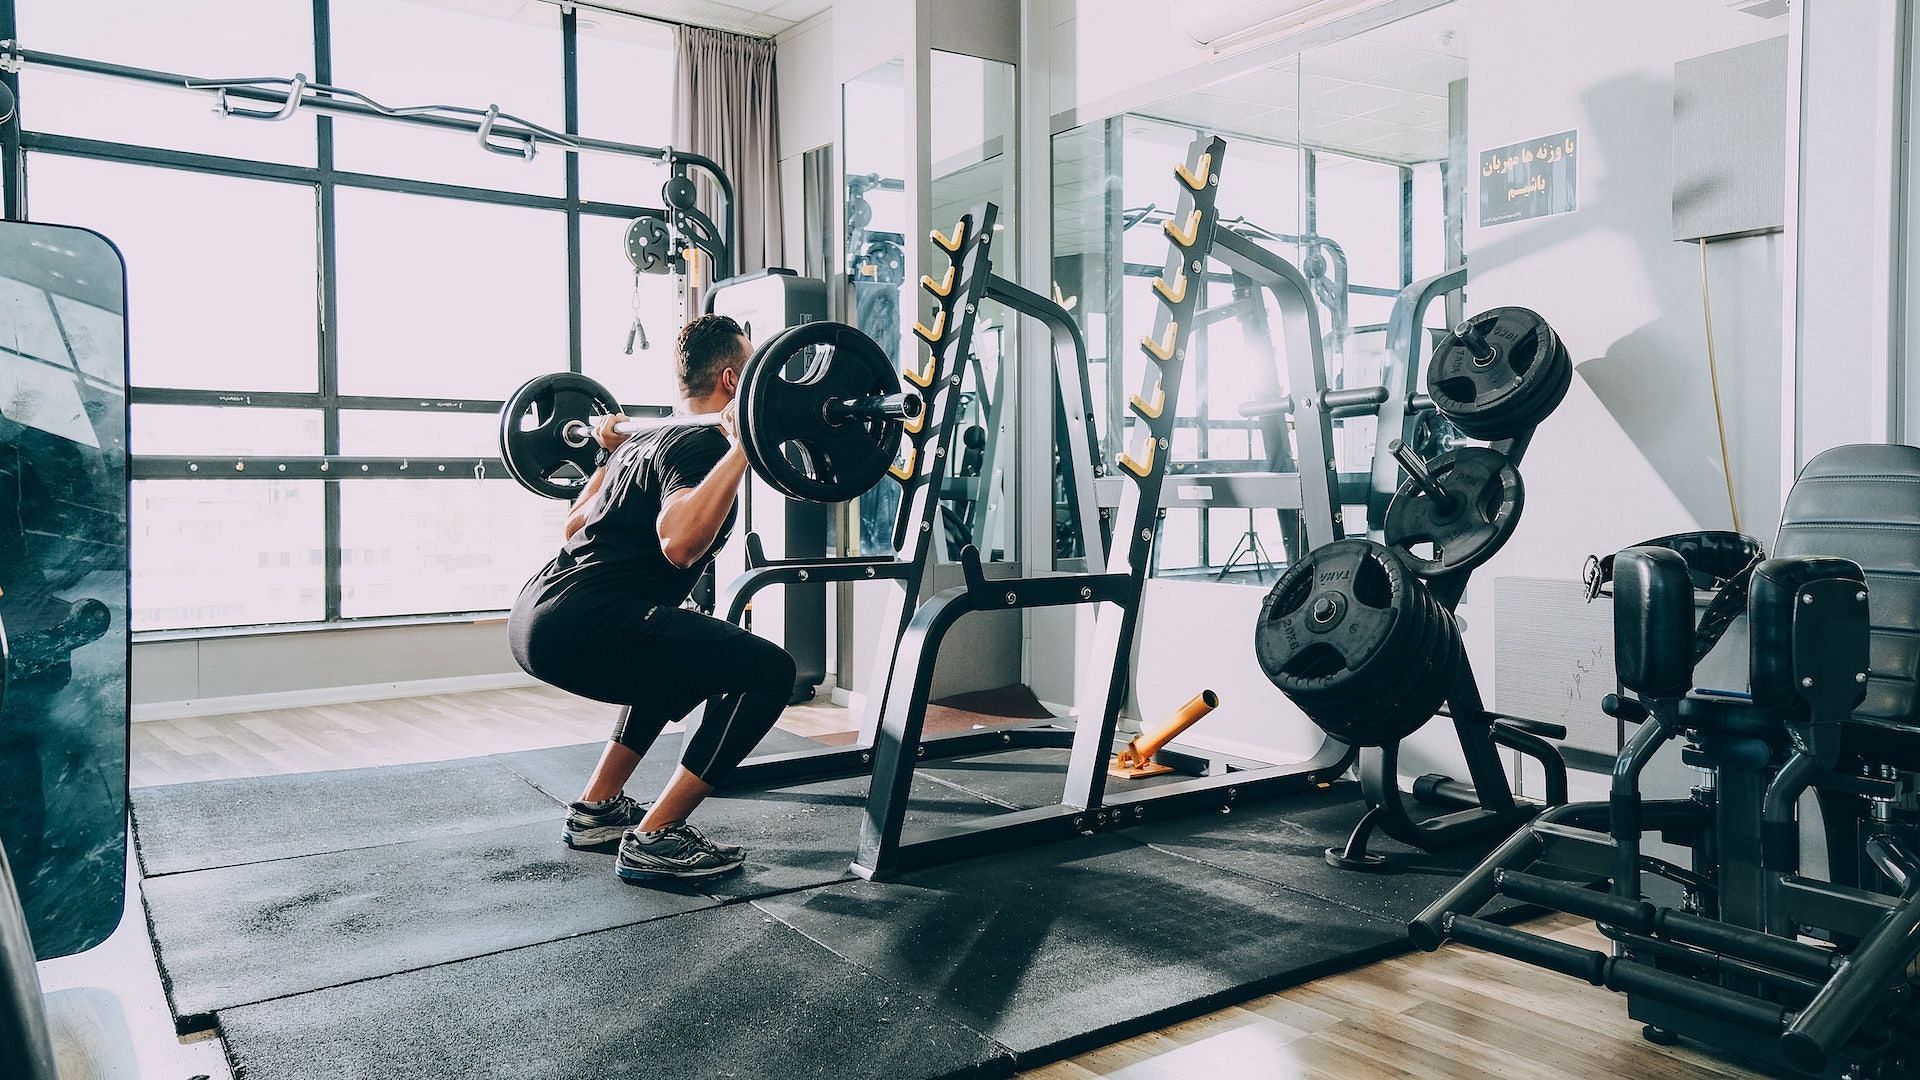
left=676, top=314, right=750, bottom=398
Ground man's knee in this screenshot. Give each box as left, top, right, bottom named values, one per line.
left=765, top=645, right=798, bottom=691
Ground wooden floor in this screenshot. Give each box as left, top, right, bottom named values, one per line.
left=85, top=686, right=1781, bottom=1080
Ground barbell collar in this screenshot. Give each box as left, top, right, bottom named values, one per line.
left=826, top=392, right=923, bottom=425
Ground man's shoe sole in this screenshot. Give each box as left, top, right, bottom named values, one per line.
left=562, top=825, right=628, bottom=849
left=616, top=858, right=744, bottom=883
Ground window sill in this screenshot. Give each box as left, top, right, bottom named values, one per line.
left=132, top=610, right=510, bottom=645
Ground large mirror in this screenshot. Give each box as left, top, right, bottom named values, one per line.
left=1049, top=1, right=1467, bottom=579
left=928, top=50, right=1015, bottom=564
left=843, top=57, right=908, bottom=555
left=0, top=220, right=131, bottom=958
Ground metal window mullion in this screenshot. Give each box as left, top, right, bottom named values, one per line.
left=316, top=0, right=343, bottom=622
left=1, top=0, right=20, bottom=220
left=1400, top=164, right=1414, bottom=288
left=562, top=6, right=582, bottom=375
left=20, top=132, right=322, bottom=184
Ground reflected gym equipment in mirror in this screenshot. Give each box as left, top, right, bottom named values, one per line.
left=0, top=220, right=131, bottom=961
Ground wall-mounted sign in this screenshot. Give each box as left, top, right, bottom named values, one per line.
left=1479, top=130, right=1578, bottom=227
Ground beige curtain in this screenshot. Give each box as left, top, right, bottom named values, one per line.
left=674, top=24, right=782, bottom=288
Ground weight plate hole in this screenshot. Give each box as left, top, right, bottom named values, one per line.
left=1282, top=642, right=1346, bottom=681
left=1351, top=553, right=1393, bottom=609
left=1434, top=375, right=1476, bottom=404
left=1510, top=328, right=1539, bottom=375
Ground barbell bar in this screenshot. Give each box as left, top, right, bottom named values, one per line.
left=502, top=319, right=926, bottom=504
left=553, top=392, right=923, bottom=451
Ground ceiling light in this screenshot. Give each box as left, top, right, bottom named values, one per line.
left=578, top=18, right=600, bottom=30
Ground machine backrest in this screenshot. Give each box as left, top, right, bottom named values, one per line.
left=1774, top=444, right=1920, bottom=738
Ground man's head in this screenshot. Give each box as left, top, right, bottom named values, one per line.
left=676, top=314, right=751, bottom=405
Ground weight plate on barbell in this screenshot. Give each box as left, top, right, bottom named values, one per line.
left=499, top=371, right=619, bottom=500
left=738, top=320, right=906, bottom=504
left=1425, top=307, right=1567, bottom=441
left=1383, top=446, right=1525, bottom=578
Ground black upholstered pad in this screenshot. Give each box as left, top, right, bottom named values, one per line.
left=142, top=820, right=716, bottom=1021
left=752, top=833, right=1406, bottom=1059
left=1120, top=782, right=1520, bottom=924
left=131, top=758, right=558, bottom=877
left=1775, top=444, right=1920, bottom=761
left=491, top=727, right=824, bottom=804
left=215, top=904, right=1013, bottom=1080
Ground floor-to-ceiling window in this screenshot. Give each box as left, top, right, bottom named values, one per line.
left=8, top=0, right=680, bottom=631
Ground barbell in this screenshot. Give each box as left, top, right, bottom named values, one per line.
left=500, top=320, right=923, bottom=504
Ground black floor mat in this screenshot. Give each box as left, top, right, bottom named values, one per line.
left=130, top=757, right=557, bottom=877
left=216, top=903, right=1014, bottom=1080
left=490, top=734, right=1012, bottom=900
left=141, top=739, right=1012, bottom=1023
left=919, top=747, right=1191, bottom=810
left=141, top=819, right=717, bottom=1022
left=491, top=727, right=825, bottom=803
left=1122, top=781, right=1526, bottom=925
left=752, top=833, right=1408, bottom=1061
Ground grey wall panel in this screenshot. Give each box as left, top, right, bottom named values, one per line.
left=1673, top=35, right=1788, bottom=242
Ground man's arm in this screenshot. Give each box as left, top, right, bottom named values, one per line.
left=657, top=440, right=749, bottom=568
left=562, top=413, right=633, bottom=541
left=562, top=466, right=609, bottom=541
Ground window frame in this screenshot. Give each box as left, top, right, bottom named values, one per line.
left=1, top=0, right=681, bottom=633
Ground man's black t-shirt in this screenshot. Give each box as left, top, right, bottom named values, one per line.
left=526, top=425, right=737, bottom=608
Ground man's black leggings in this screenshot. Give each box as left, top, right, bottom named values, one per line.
left=509, top=586, right=796, bottom=785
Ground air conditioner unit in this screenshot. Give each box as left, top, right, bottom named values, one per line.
left=1172, top=0, right=1391, bottom=52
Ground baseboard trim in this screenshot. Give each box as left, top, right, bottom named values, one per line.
left=132, top=671, right=542, bottom=722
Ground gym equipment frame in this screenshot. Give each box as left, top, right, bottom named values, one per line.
left=851, top=137, right=1355, bottom=880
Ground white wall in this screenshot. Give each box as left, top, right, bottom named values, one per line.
left=132, top=621, right=529, bottom=718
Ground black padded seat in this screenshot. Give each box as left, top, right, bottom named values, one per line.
left=1775, top=444, right=1920, bottom=770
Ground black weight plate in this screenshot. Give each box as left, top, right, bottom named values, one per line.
left=1254, top=540, right=1424, bottom=705
left=1304, top=578, right=1449, bottom=723
left=624, top=215, right=674, bottom=275
left=738, top=321, right=903, bottom=503
left=1311, top=590, right=1461, bottom=746
left=737, top=322, right=807, bottom=493
left=1303, top=578, right=1444, bottom=726
left=499, top=372, right=619, bottom=500
left=1383, top=446, right=1526, bottom=578
left=1425, top=307, right=1560, bottom=440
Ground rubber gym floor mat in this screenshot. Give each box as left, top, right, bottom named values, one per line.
left=752, top=832, right=1409, bottom=1062
left=215, top=903, right=1015, bottom=1080
left=1121, top=781, right=1530, bottom=926
left=493, top=733, right=1016, bottom=900
left=130, top=756, right=558, bottom=877
left=489, top=725, right=823, bottom=803
left=918, top=746, right=1191, bottom=810
left=140, top=819, right=718, bottom=1025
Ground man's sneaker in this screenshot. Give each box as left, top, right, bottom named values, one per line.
left=562, top=794, right=651, bottom=849
left=616, top=823, right=745, bottom=882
